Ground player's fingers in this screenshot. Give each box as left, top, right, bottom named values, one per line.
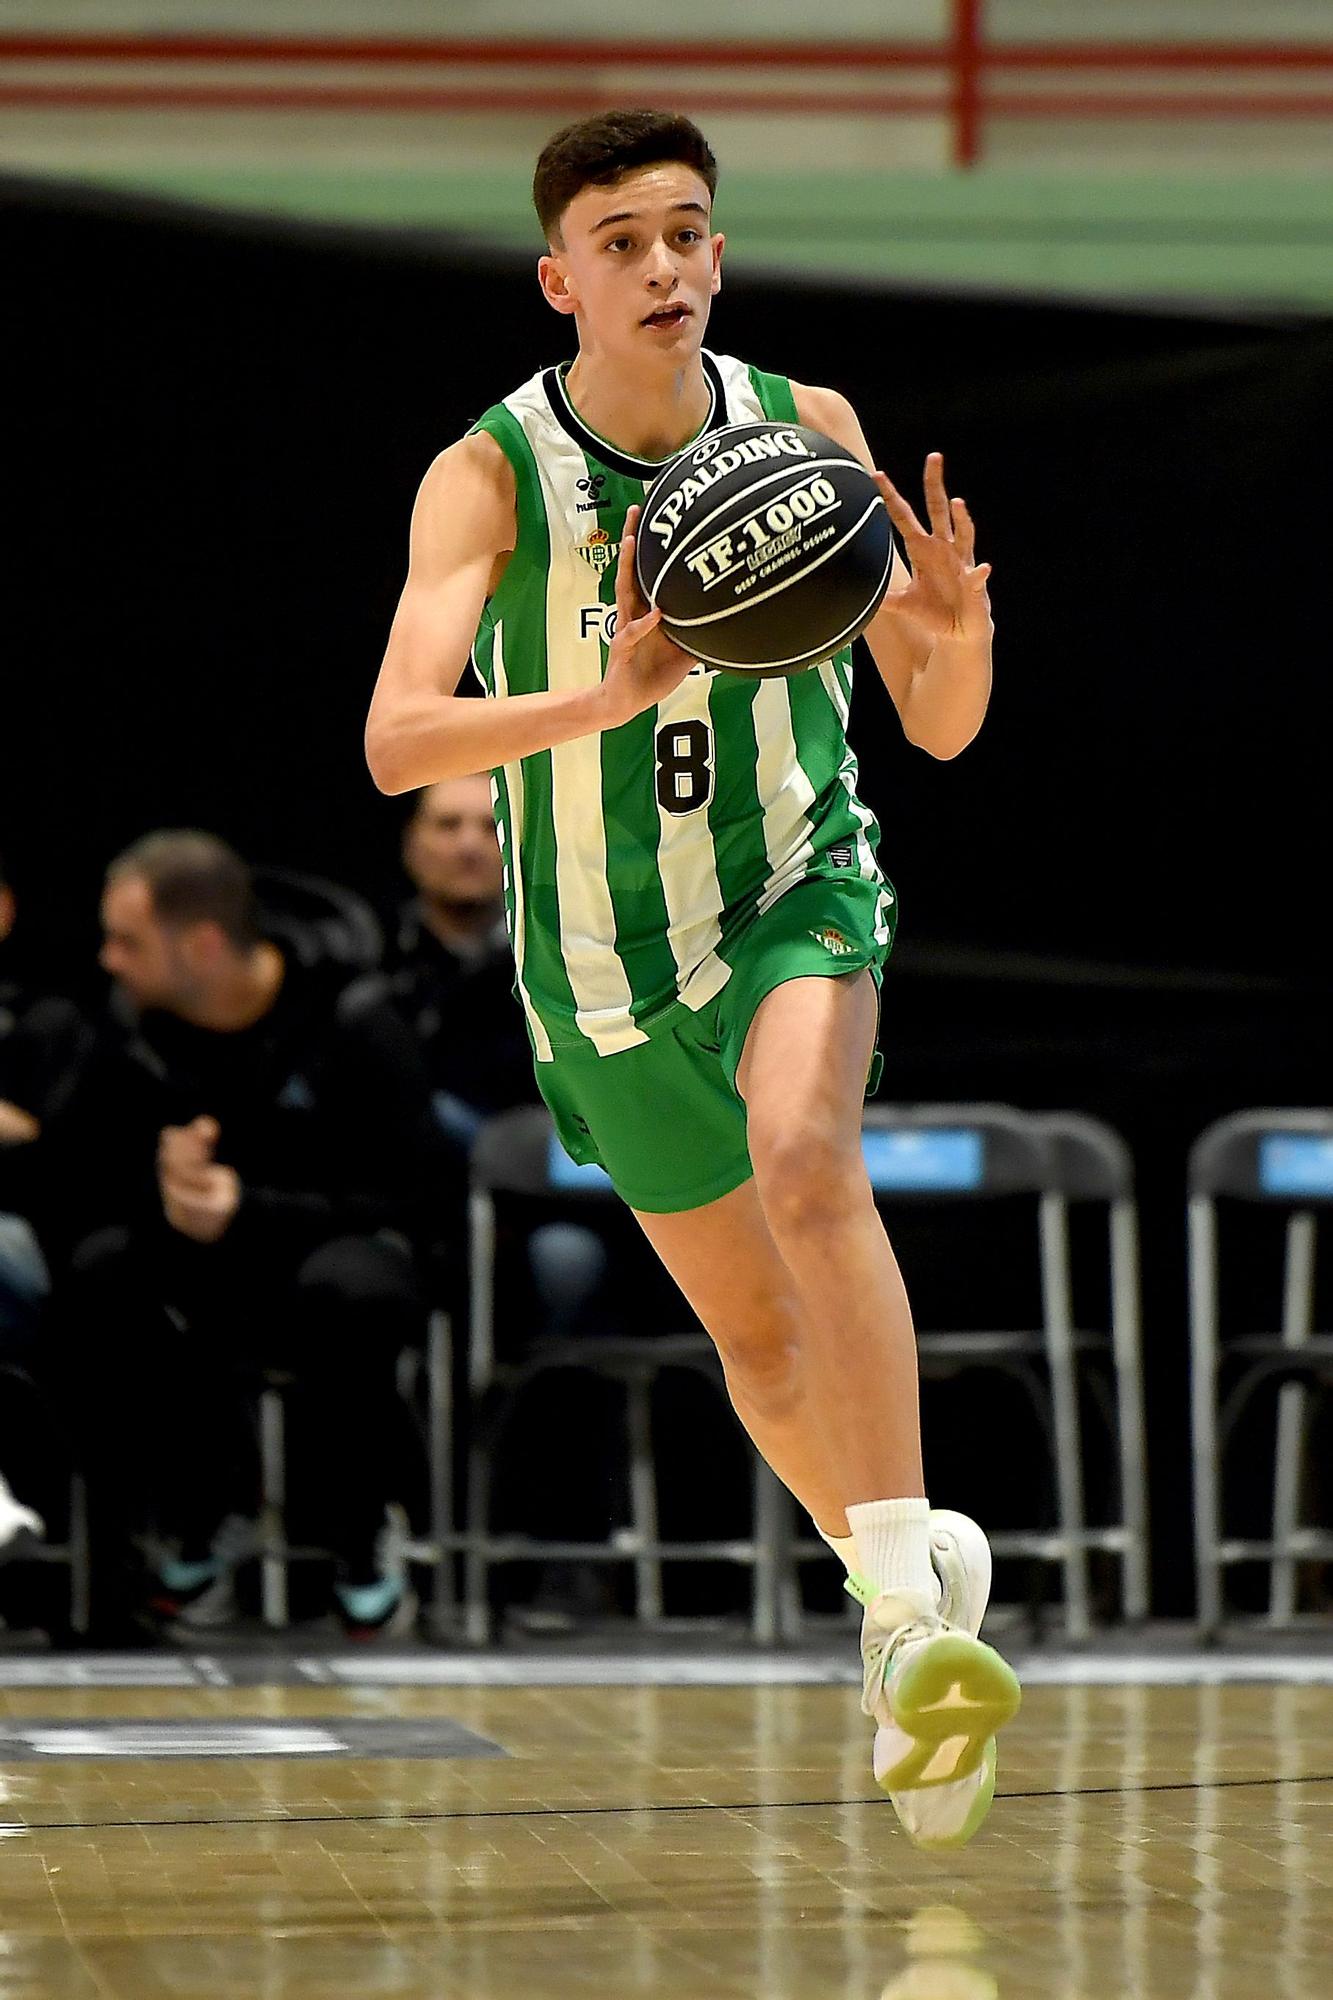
left=624, top=605, right=663, bottom=644
left=615, top=513, right=648, bottom=621
left=874, top=471, right=926, bottom=545
left=951, top=496, right=976, bottom=565
left=923, top=452, right=953, bottom=540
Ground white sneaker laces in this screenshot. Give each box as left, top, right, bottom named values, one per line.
left=860, top=1611, right=946, bottom=1721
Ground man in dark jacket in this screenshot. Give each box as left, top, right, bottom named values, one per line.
left=47, top=830, right=454, bottom=1637
left=0, top=854, right=88, bottom=1310
left=391, top=774, right=537, bottom=1147
left=0, top=853, right=89, bottom=1591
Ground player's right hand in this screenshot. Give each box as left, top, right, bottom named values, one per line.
left=599, top=506, right=696, bottom=729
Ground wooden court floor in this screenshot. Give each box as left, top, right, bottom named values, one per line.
left=0, top=1664, right=1327, bottom=1998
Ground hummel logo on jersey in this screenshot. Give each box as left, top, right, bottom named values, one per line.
left=810, top=926, right=857, bottom=957
left=575, top=473, right=608, bottom=514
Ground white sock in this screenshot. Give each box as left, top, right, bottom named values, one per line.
left=816, top=1523, right=857, bottom=1575
left=846, top=1497, right=942, bottom=1609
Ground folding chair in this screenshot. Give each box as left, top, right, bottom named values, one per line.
left=254, top=1304, right=453, bottom=1629
left=1189, top=1108, right=1333, bottom=1636
left=461, top=1105, right=786, bottom=1646
left=1030, top=1111, right=1149, bottom=1621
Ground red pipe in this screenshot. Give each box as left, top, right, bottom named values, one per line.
left=0, top=35, right=942, bottom=70
left=0, top=33, right=1329, bottom=73
left=951, top=0, right=985, bottom=167
left=2, top=82, right=1330, bottom=122
left=0, top=83, right=948, bottom=117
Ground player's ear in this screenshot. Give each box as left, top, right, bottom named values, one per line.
left=709, top=232, right=725, bottom=297
left=538, top=252, right=578, bottom=317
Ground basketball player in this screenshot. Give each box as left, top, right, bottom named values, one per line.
left=366, top=110, right=1017, bottom=1849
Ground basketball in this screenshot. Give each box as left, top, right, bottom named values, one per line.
left=635, top=420, right=893, bottom=677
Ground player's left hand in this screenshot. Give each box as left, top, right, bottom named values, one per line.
left=875, top=454, right=992, bottom=646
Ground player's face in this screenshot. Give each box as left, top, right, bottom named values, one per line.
left=541, top=164, right=723, bottom=359
left=404, top=775, right=502, bottom=909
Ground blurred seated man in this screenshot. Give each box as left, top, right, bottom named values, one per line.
left=44, top=830, right=454, bottom=1639
left=392, top=775, right=606, bottom=1329
left=392, top=774, right=541, bottom=1145
left=0, top=852, right=88, bottom=1578
left=0, top=851, right=88, bottom=1341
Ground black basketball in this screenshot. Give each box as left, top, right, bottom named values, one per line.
left=635, top=420, right=893, bottom=677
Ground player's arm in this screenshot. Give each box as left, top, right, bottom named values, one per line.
left=365, top=433, right=691, bottom=796
left=792, top=383, right=993, bottom=760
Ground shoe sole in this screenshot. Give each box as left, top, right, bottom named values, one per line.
left=892, top=1735, right=1000, bottom=1852
left=877, top=1633, right=1021, bottom=1791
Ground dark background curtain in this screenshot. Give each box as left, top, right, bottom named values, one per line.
left=5, top=178, right=1328, bottom=1611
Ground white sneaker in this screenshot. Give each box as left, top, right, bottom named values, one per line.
left=0, top=1472, right=44, bottom=1563
left=852, top=1510, right=1020, bottom=1852
left=928, top=1508, right=993, bottom=1637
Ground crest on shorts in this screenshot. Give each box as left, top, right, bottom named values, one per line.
left=577, top=528, right=619, bottom=571
left=810, top=926, right=856, bottom=957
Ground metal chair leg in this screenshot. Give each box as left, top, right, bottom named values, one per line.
left=626, top=1373, right=662, bottom=1623
left=259, top=1386, right=288, bottom=1629
left=463, top=1434, right=492, bottom=1647
left=426, top=1307, right=455, bottom=1635
left=1189, top=1196, right=1224, bottom=1637
left=1039, top=1193, right=1091, bottom=1640
left=67, top=1472, right=91, bottom=1636
left=750, top=1458, right=783, bottom=1644
left=1110, top=1198, right=1151, bottom=1620
left=1269, top=1210, right=1317, bottom=1624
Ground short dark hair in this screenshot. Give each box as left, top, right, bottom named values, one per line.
left=533, top=108, right=718, bottom=242
left=107, top=830, right=262, bottom=952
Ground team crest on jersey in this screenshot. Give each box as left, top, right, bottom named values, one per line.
left=577, top=528, right=619, bottom=571
left=810, top=926, right=856, bottom=958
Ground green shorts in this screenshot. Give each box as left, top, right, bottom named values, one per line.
left=534, top=869, right=896, bottom=1214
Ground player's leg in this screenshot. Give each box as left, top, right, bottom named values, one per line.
left=736, top=967, right=1018, bottom=1838
left=632, top=1176, right=848, bottom=1537
left=735, top=968, right=925, bottom=1509
left=536, top=980, right=1016, bottom=1845
left=634, top=1111, right=1014, bottom=1849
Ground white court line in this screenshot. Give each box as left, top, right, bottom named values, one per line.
left=0, top=1658, right=201, bottom=1687
left=1015, top=1654, right=1333, bottom=1687
left=1, top=1652, right=1330, bottom=1693
left=304, top=1652, right=1333, bottom=1689
left=302, top=1655, right=860, bottom=1688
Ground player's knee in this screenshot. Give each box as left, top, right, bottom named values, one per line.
left=710, top=1312, right=803, bottom=1420
left=749, top=1121, right=866, bottom=1242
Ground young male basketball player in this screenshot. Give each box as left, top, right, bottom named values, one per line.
left=366, top=110, right=1017, bottom=1850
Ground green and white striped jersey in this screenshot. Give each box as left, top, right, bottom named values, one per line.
left=470, top=349, right=889, bottom=1062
